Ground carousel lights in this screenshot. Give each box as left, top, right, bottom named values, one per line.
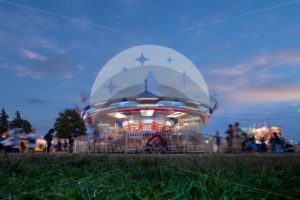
left=165, top=121, right=172, bottom=126
left=140, top=110, right=154, bottom=116
left=97, top=123, right=111, bottom=127
left=156, top=101, right=184, bottom=107
left=136, top=97, right=159, bottom=101
left=137, top=104, right=157, bottom=107
left=108, top=112, right=127, bottom=119
left=167, top=112, right=186, bottom=118
left=109, top=101, right=137, bottom=108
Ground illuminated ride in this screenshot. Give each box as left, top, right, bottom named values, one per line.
left=250, top=126, right=282, bottom=143
left=0, top=128, right=45, bottom=153
left=83, top=45, right=217, bottom=153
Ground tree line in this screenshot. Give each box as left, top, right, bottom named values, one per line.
left=0, top=108, right=32, bottom=133
left=0, top=108, right=86, bottom=139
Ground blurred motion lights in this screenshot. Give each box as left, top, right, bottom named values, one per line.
left=167, top=112, right=186, bottom=118
left=108, top=112, right=127, bottom=119
left=140, top=110, right=154, bottom=116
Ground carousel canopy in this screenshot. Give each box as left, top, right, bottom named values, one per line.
left=90, top=45, right=215, bottom=111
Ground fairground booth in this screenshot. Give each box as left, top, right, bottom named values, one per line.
left=250, top=126, right=282, bottom=143
left=83, top=45, right=217, bottom=153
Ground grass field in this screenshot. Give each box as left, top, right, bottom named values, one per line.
left=0, top=153, right=299, bottom=200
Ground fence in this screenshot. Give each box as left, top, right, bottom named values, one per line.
left=74, top=133, right=218, bottom=153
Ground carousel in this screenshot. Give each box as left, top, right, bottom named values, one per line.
left=83, top=45, right=217, bottom=153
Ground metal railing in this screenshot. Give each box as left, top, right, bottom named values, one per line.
left=74, top=133, right=217, bottom=153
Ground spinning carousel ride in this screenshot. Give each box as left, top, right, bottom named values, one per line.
left=83, top=45, right=217, bottom=152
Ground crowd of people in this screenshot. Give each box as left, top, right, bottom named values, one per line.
left=43, top=129, right=75, bottom=153
left=3, top=126, right=295, bottom=154
left=16, top=129, right=74, bottom=154
left=213, top=122, right=295, bottom=153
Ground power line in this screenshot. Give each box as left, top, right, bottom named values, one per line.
left=180, top=0, right=300, bottom=32
left=0, top=0, right=122, bottom=33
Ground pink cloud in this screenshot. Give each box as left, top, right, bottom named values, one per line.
left=227, top=85, right=300, bottom=104
left=211, top=50, right=300, bottom=76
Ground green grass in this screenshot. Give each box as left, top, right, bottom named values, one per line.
left=0, top=153, right=299, bottom=200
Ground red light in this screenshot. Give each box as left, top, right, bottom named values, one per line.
left=1, top=132, right=9, bottom=139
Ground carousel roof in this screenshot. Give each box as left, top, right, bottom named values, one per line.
left=90, top=45, right=216, bottom=112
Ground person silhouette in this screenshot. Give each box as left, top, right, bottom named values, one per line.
left=44, top=129, right=54, bottom=153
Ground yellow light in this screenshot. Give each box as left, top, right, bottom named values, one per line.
left=140, top=110, right=154, bottom=116
left=108, top=112, right=127, bottom=119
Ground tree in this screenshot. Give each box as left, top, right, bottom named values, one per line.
left=9, top=111, right=32, bottom=133
left=54, top=109, right=86, bottom=138
left=0, top=108, right=9, bottom=133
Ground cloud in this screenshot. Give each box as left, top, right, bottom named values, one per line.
left=76, top=64, right=85, bottom=71
left=287, top=23, right=300, bottom=32
left=22, top=49, right=46, bottom=61
left=210, top=43, right=232, bottom=53
left=227, top=85, right=300, bottom=104
left=34, top=57, right=76, bottom=79
left=0, top=9, right=69, bottom=79
left=117, top=0, right=142, bottom=15
left=0, top=8, right=65, bottom=54
left=0, top=29, right=65, bottom=56
left=25, top=98, right=47, bottom=105
left=211, top=50, right=300, bottom=76
left=208, top=72, right=284, bottom=96
left=58, top=80, right=75, bottom=88
left=1, top=0, right=121, bottom=33
left=206, top=50, right=300, bottom=106
left=1, top=56, right=79, bottom=79
left=0, top=8, right=80, bottom=80
left=0, top=8, right=99, bottom=80
left=238, top=32, right=261, bottom=39
left=180, top=0, right=300, bottom=32
left=0, top=56, right=9, bottom=68
left=0, top=7, right=57, bottom=32
left=36, top=39, right=65, bottom=53
left=14, top=65, right=44, bottom=79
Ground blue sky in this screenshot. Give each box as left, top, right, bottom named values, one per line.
left=0, top=0, right=300, bottom=140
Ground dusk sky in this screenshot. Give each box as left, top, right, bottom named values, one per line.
left=0, top=0, right=300, bottom=140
